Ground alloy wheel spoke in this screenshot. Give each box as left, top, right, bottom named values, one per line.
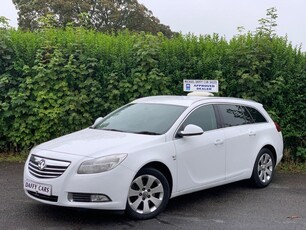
left=129, top=188, right=140, bottom=197
left=146, top=176, right=156, bottom=189
left=266, top=169, right=272, bottom=176
left=263, top=155, right=267, bottom=164
left=266, top=160, right=273, bottom=167
left=134, top=177, right=144, bottom=190
left=259, top=171, right=264, bottom=181
left=150, top=196, right=162, bottom=207
left=263, top=171, right=268, bottom=182
left=150, top=183, right=163, bottom=194
left=130, top=196, right=142, bottom=211
left=143, top=200, right=151, bottom=214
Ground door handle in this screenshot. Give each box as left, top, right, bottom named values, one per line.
left=214, top=139, right=224, bottom=145
left=249, top=130, right=256, bottom=136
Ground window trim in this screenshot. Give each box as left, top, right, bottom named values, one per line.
left=173, top=102, right=269, bottom=139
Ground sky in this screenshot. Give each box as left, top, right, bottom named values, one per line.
left=0, top=0, right=305, bottom=50
left=138, top=0, right=305, bottom=50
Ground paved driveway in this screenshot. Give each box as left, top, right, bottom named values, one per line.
left=0, top=162, right=305, bottom=229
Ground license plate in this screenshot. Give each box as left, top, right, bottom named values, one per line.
left=24, top=180, right=52, bottom=196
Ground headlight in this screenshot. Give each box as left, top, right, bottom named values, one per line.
left=77, top=154, right=127, bottom=174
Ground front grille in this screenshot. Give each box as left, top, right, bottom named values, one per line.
left=27, top=191, right=58, bottom=202
left=28, top=154, right=71, bottom=179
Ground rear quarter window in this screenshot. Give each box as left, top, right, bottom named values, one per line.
left=246, top=106, right=267, bottom=123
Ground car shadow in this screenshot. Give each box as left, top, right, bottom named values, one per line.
left=165, top=179, right=251, bottom=212
left=27, top=178, right=257, bottom=226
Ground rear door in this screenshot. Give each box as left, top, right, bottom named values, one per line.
left=216, top=104, right=255, bottom=179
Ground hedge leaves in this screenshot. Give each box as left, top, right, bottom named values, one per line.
left=0, top=28, right=305, bottom=160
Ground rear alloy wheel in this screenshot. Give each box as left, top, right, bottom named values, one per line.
left=126, top=168, right=170, bottom=220
left=251, top=148, right=275, bottom=188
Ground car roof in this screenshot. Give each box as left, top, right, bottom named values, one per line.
left=132, top=95, right=261, bottom=107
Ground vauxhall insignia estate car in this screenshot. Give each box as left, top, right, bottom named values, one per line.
left=24, top=95, right=283, bottom=219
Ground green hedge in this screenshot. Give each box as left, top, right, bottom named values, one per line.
left=0, top=28, right=305, bottom=160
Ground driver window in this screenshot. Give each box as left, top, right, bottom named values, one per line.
left=181, top=105, right=217, bottom=132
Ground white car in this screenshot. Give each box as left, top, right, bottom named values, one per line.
left=24, top=95, right=283, bottom=219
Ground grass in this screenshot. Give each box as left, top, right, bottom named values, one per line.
left=276, top=149, right=306, bottom=173
left=277, top=161, right=306, bottom=173
left=0, top=152, right=29, bottom=163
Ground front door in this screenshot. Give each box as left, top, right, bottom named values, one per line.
left=173, top=104, right=226, bottom=191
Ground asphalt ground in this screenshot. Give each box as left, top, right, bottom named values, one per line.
left=0, top=162, right=305, bottom=230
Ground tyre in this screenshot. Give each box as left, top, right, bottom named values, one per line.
left=126, top=168, right=170, bottom=220
left=251, top=148, right=275, bottom=188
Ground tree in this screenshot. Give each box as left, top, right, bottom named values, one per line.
left=0, top=16, right=11, bottom=29
left=256, top=7, right=278, bottom=37
left=13, top=0, right=174, bottom=37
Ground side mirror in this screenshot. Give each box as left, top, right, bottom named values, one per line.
left=90, top=117, right=103, bottom=128
left=178, top=124, right=204, bottom=137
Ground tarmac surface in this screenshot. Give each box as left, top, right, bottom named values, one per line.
left=0, top=162, right=305, bottom=230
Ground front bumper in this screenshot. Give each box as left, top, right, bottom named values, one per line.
left=23, top=150, right=135, bottom=210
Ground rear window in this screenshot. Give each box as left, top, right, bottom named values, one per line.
left=246, top=106, right=267, bottom=123
left=217, top=104, right=253, bottom=127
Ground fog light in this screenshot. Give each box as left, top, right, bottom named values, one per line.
left=91, top=194, right=110, bottom=202
left=68, top=193, right=111, bottom=202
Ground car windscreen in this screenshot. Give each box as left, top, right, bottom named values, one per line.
left=95, top=103, right=187, bottom=135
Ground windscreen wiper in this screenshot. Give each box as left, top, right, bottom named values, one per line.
left=133, top=131, right=161, bottom=135
left=101, top=128, right=125, bottom=132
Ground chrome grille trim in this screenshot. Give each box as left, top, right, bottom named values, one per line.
left=28, top=154, right=71, bottom=179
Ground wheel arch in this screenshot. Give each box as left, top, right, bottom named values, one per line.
left=140, top=161, right=173, bottom=195
left=261, top=144, right=277, bottom=164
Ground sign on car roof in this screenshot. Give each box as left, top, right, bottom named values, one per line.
left=183, top=80, right=219, bottom=92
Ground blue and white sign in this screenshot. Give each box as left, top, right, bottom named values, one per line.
left=183, top=79, right=219, bottom=92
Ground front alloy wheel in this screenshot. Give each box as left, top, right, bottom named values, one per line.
left=251, top=148, right=275, bottom=188
left=126, top=168, right=170, bottom=219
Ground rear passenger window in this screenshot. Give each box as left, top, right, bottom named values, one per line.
left=246, top=107, right=267, bottom=123
left=218, top=104, right=253, bottom=127
left=181, top=105, right=217, bottom=131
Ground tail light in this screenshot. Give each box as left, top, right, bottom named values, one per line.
left=274, top=122, right=281, bottom=132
